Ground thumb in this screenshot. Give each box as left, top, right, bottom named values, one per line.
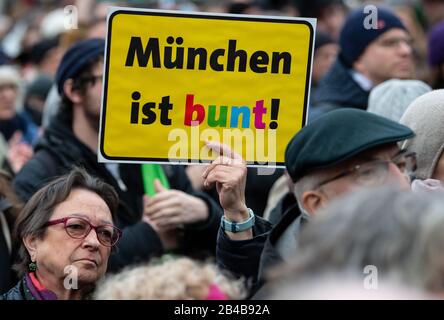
left=154, top=179, right=167, bottom=193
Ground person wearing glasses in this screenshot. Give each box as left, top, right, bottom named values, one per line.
left=204, top=108, right=416, bottom=297
left=13, top=38, right=223, bottom=273
left=1, top=167, right=121, bottom=300
left=310, top=7, right=414, bottom=121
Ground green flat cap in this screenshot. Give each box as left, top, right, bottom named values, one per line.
left=285, top=109, right=414, bottom=182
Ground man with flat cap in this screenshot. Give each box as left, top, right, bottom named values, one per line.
left=203, top=108, right=417, bottom=295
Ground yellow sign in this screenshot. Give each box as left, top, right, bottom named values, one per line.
left=99, top=8, right=315, bottom=166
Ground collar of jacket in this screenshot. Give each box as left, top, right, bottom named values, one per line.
left=312, top=58, right=369, bottom=109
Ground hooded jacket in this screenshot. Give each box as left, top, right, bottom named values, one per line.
left=400, top=89, right=444, bottom=180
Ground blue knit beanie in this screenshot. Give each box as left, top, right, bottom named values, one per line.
left=55, top=38, right=105, bottom=95
left=339, top=6, right=406, bottom=67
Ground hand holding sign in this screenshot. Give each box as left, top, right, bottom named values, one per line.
left=202, top=141, right=250, bottom=228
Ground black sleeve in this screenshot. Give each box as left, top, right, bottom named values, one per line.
left=216, top=215, right=273, bottom=283
left=181, top=190, right=223, bottom=256
left=13, top=150, right=62, bottom=202
left=107, top=221, right=164, bottom=273
left=0, top=229, right=14, bottom=294
left=165, top=165, right=224, bottom=255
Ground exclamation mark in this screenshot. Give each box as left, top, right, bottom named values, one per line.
left=269, top=99, right=280, bottom=129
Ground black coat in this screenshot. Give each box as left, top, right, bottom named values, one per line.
left=13, top=111, right=223, bottom=272
left=0, top=278, right=25, bottom=300
left=267, top=192, right=297, bottom=226
left=309, top=57, right=369, bottom=121
left=0, top=227, right=14, bottom=294
left=216, top=201, right=308, bottom=296
left=0, top=199, right=17, bottom=295
left=0, top=277, right=29, bottom=300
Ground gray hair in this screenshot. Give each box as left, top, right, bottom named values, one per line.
left=268, top=186, right=444, bottom=294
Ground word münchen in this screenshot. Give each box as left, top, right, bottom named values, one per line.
left=125, top=36, right=292, bottom=74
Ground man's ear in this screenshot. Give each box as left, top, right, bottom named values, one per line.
left=63, top=79, right=82, bottom=105
left=301, top=190, right=327, bottom=215
left=23, top=234, right=40, bottom=262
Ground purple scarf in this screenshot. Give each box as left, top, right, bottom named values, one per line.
left=25, top=273, right=58, bottom=300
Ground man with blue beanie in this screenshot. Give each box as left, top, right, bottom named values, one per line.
left=13, top=38, right=223, bottom=273
left=310, top=6, right=414, bottom=119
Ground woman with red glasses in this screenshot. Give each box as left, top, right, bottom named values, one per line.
left=1, top=167, right=121, bottom=300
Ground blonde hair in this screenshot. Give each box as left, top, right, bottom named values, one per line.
left=94, top=256, right=246, bottom=300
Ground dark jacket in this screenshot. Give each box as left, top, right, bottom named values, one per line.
left=0, top=197, right=17, bottom=295
left=267, top=192, right=297, bottom=226
left=13, top=111, right=222, bottom=272
left=0, top=220, right=14, bottom=294
left=216, top=201, right=308, bottom=296
left=0, top=277, right=27, bottom=300
left=309, top=57, right=369, bottom=121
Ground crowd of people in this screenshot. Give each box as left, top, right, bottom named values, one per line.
left=1, top=0, right=444, bottom=300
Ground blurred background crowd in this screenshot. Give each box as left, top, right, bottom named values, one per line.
left=2, top=0, right=444, bottom=300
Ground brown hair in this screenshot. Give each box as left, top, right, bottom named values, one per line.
left=13, top=167, right=118, bottom=277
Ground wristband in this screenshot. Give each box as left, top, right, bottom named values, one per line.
left=220, top=208, right=255, bottom=233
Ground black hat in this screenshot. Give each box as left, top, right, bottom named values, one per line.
left=315, top=31, right=336, bottom=51
left=55, top=38, right=105, bottom=95
left=285, top=109, right=414, bottom=182
left=17, top=36, right=60, bottom=66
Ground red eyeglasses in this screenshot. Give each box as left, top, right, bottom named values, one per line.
left=45, top=216, right=122, bottom=247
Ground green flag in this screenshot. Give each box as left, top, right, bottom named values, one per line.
left=141, top=164, right=170, bottom=196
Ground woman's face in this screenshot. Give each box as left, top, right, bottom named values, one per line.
left=28, top=188, right=114, bottom=288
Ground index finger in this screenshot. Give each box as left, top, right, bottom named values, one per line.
left=205, top=141, right=243, bottom=162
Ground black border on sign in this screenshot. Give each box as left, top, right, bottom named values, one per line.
left=100, top=9, right=314, bottom=166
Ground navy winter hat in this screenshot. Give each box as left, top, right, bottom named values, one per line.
left=428, top=21, right=444, bottom=67
left=339, top=6, right=406, bottom=67
left=315, top=31, right=336, bottom=51
left=55, top=38, right=105, bottom=95
left=285, top=109, right=414, bottom=182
